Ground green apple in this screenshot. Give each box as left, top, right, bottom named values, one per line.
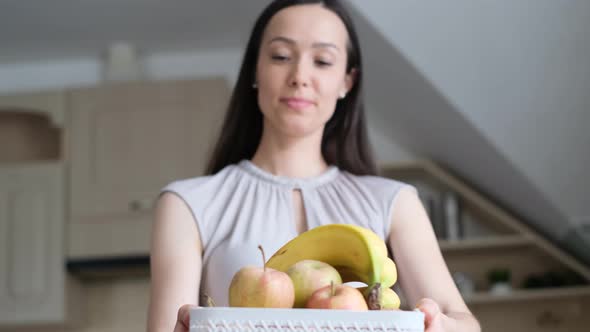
left=286, top=259, right=342, bottom=308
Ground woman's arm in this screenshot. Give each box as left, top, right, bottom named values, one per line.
left=388, top=187, right=481, bottom=332
left=148, top=192, right=203, bottom=332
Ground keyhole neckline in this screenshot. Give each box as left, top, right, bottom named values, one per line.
left=238, top=159, right=339, bottom=190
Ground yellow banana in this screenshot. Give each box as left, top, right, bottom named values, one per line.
left=339, top=256, right=397, bottom=287
left=359, top=285, right=401, bottom=310
left=380, top=257, right=398, bottom=288
left=379, top=287, right=401, bottom=309
left=265, top=224, right=388, bottom=286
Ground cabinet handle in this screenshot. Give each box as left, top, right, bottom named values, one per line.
left=129, top=199, right=152, bottom=212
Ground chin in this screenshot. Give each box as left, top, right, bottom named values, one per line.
left=273, top=117, right=320, bottom=138
left=263, top=109, right=329, bottom=139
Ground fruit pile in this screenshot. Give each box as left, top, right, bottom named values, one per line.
left=228, top=224, right=401, bottom=310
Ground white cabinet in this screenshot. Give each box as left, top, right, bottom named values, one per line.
left=0, top=163, right=81, bottom=326
left=67, top=78, right=230, bottom=259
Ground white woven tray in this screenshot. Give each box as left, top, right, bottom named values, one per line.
left=190, top=307, right=424, bottom=332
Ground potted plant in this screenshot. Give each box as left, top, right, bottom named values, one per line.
left=487, top=268, right=512, bottom=295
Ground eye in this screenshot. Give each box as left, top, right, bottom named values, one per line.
left=315, top=59, right=333, bottom=67
left=271, top=54, right=290, bottom=62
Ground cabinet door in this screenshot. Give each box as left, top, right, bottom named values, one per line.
left=0, top=163, right=66, bottom=324
left=67, top=78, right=230, bottom=258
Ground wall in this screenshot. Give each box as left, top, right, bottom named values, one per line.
left=0, top=49, right=241, bottom=94
left=368, top=115, right=415, bottom=164
left=347, top=0, right=590, bottom=231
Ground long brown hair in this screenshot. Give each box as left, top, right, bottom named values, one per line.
left=206, top=0, right=377, bottom=176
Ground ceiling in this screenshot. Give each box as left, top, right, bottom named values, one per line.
left=0, top=0, right=268, bottom=63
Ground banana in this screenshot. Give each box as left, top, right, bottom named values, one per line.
left=379, top=287, right=401, bottom=310
left=360, top=284, right=401, bottom=310
left=380, top=257, right=398, bottom=288
left=339, top=256, right=397, bottom=288
left=265, top=224, right=389, bottom=287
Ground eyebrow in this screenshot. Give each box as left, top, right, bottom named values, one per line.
left=268, top=36, right=340, bottom=51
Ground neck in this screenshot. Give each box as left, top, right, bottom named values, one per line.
left=251, top=125, right=328, bottom=178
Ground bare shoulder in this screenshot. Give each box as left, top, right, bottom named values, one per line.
left=390, top=185, right=424, bottom=226
left=152, top=192, right=202, bottom=251
left=155, top=192, right=192, bottom=218
left=389, top=185, right=437, bottom=253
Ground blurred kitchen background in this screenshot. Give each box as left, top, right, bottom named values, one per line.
left=0, top=1, right=589, bottom=331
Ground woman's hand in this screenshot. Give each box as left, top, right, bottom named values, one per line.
left=172, top=304, right=197, bottom=332
left=416, top=298, right=452, bottom=332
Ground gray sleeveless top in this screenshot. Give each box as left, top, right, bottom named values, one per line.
left=161, top=160, right=413, bottom=306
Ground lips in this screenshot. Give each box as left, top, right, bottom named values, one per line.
left=280, top=97, right=315, bottom=110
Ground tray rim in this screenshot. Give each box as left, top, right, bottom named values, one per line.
left=190, top=307, right=425, bottom=329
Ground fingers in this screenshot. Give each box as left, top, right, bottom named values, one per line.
left=415, top=298, right=441, bottom=327
left=174, top=304, right=197, bottom=332
left=172, top=321, right=185, bottom=332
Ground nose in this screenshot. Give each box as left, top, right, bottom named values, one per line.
left=288, top=61, right=310, bottom=88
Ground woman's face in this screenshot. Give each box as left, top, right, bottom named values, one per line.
left=256, top=4, right=354, bottom=139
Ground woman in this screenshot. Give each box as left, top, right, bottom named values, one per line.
left=148, top=1, right=481, bottom=331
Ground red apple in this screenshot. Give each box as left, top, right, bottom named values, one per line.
left=287, top=260, right=342, bottom=308
left=228, top=245, right=295, bottom=308
left=306, top=282, right=368, bottom=310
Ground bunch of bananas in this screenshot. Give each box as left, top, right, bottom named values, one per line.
left=265, top=224, right=401, bottom=310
